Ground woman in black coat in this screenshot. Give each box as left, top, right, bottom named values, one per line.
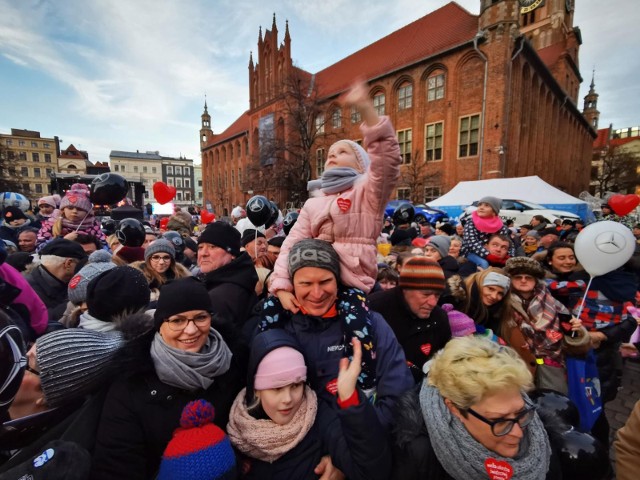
left=91, top=277, right=244, bottom=480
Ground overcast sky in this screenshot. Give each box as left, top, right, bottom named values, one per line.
left=1, top=0, right=638, bottom=165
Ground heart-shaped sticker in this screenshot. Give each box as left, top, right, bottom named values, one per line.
left=337, top=198, right=351, bottom=212
left=325, top=378, right=338, bottom=396
left=560, top=322, right=572, bottom=332
left=546, top=330, right=563, bottom=343
left=484, top=458, right=514, bottom=480
left=420, top=344, right=432, bottom=357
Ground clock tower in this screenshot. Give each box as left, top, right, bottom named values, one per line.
left=517, top=0, right=582, bottom=102
left=583, top=71, right=600, bottom=130
left=200, top=98, right=213, bottom=149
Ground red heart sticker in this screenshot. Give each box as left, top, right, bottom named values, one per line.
left=67, top=195, right=78, bottom=204
left=325, top=378, right=338, bottom=396
left=484, top=458, right=514, bottom=480
left=561, top=322, right=572, bottom=332
left=420, top=344, right=432, bottom=356
left=68, top=275, right=81, bottom=289
left=546, top=330, right=563, bottom=343
left=336, top=198, right=351, bottom=212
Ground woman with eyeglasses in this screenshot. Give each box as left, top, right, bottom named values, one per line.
left=131, top=239, right=191, bottom=300
left=91, top=277, right=244, bottom=480
left=392, top=336, right=561, bottom=479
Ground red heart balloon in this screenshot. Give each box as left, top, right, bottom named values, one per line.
left=609, top=194, right=640, bottom=216
left=201, top=210, right=215, bottom=224
left=153, top=182, right=177, bottom=205
left=159, top=217, right=169, bottom=229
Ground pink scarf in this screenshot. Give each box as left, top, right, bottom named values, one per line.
left=471, top=210, right=504, bottom=234
left=226, top=386, right=318, bottom=463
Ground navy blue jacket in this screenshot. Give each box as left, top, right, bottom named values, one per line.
left=269, top=309, right=414, bottom=431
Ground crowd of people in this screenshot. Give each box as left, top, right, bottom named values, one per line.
left=1, top=81, right=640, bottom=480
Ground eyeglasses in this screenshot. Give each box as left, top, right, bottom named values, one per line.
left=150, top=255, right=172, bottom=262
left=466, top=403, right=537, bottom=437
left=164, top=312, right=211, bottom=331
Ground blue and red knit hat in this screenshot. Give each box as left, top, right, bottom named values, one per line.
left=157, top=400, right=237, bottom=480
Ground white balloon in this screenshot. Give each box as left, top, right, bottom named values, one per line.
left=574, top=221, right=636, bottom=277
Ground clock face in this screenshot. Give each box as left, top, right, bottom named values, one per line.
left=519, top=0, right=544, bottom=14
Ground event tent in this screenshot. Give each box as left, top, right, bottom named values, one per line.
left=429, top=176, right=592, bottom=221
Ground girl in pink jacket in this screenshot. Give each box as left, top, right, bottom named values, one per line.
left=269, top=81, right=401, bottom=311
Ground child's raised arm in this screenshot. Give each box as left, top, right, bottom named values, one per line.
left=341, top=80, right=379, bottom=127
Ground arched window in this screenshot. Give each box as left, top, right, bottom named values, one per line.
left=427, top=72, right=445, bottom=101
left=397, top=82, right=413, bottom=110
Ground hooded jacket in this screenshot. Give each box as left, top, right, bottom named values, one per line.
left=236, top=329, right=391, bottom=480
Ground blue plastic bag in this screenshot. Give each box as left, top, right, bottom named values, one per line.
left=566, top=350, right=603, bottom=432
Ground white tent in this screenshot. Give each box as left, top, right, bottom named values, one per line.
left=430, top=176, right=591, bottom=220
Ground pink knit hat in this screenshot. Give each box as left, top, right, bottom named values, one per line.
left=442, top=303, right=476, bottom=337
left=60, top=183, right=93, bottom=212
left=254, top=347, right=307, bottom=390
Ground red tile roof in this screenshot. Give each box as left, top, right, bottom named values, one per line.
left=314, top=2, right=478, bottom=97
left=206, top=111, right=251, bottom=148
left=593, top=128, right=610, bottom=149
left=593, top=127, right=640, bottom=149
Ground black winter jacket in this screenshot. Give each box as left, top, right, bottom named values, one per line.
left=199, top=252, right=258, bottom=333
left=369, top=287, right=451, bottom=383
left=91, top=355, right=244, bottom=480
left=24, top=265, right=68, bottom=322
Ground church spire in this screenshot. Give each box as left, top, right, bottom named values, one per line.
left=583, top=68, right=599, bottom=130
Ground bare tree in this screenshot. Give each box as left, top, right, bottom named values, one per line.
left=0, top=141, right=27, bottom=194
left=398, top=150, right=442, bottom=204
left=592, top=145, right=640, bottom=196
left=243, top=68, right=341, bottom=207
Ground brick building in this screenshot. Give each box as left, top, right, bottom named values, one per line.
left=0, top=128, right=59, bottom=201
left=201, top=0, right=595, bottom=215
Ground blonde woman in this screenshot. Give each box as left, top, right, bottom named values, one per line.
left=393, top=336, right=558, bottom=479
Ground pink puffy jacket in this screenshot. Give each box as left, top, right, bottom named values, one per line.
left=270, top=116, right=401, bottom=294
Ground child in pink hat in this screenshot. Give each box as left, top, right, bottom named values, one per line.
left=36, top=184, right=106, bottom=250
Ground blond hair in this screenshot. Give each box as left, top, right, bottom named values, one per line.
left=428, top=336, right=533, bottom=410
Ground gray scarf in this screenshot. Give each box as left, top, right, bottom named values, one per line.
left=420, top=383, right=550, bottom=480
left=307, top=167, right=361, bottom=195
left=150, top=328, right=232, bottom=391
